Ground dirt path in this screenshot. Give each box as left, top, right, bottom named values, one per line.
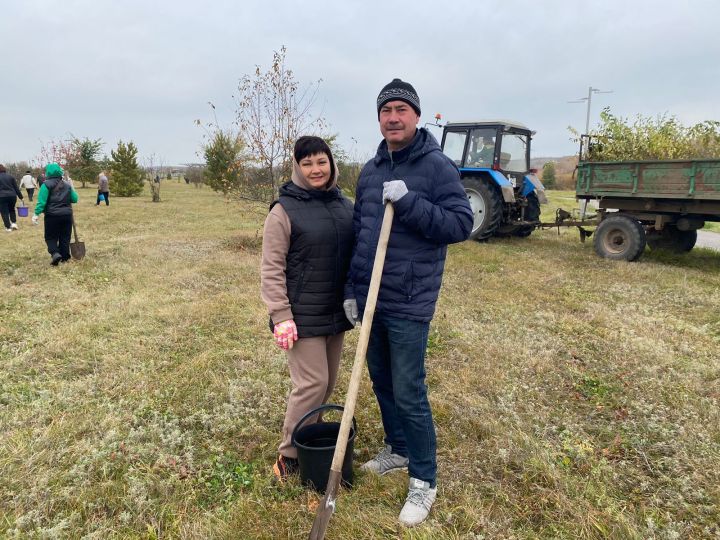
left=696, top=230, right=720, bottom=251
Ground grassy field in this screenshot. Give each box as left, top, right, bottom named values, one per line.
left=1, top=183, right=719, bottom=539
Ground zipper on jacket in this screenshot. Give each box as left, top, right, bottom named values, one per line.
left=331, top=203, right=340, bottom=294
left=402, top=261, right=414, bottom=302
left=330, top=201, right=345, bottom=331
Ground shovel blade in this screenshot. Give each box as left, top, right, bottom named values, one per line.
left=308, top=469, right=342, bottom=540
left=70, top=241, right=86, bottom=260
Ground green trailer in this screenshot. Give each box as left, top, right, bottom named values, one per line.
left=552, top=158, right=720, bottom=260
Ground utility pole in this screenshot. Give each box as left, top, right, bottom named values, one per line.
left=568, top=87, right=613, bottom=220
left=568, top=86, right=613, bottom=134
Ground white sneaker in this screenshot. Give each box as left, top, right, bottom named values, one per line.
left=5, top=228, right=11, bottom=232
left=10, top=222, right=18, bottom=230
left=399, top=477, right=437, bottom=527
left=360, top=444, right=408, bottom=475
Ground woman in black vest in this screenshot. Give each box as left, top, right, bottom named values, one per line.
left=261, top=136, right=355, bottom=481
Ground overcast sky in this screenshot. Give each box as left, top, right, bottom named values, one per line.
left=2, top=0, right=719, bottom=166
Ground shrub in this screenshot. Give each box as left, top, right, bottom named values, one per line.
left=110, top=141, right=144, bottom=197
left=578, top=108, right=720, bottom=161
left=542, top=161, right=556, bottom=189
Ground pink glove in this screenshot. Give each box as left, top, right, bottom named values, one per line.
left=273, top=320, right=298, bottom=350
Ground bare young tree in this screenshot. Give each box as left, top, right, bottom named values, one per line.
left=184, top=164, right=206, bottom=188
left=235, top=46, right=326, bottom=200
left=144, top=153, right=164, bottom=202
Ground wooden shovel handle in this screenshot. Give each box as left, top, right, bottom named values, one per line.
left=71, top=214, right=80, bottom=243
left=309, top=203, right=394, bottom=540
left=329, top=203, right=393, bottom=472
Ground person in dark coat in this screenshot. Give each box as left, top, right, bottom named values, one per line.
left=260, top=136, right=354, bottom=482
left=344, top=79, right=472, bottom=527
left=32, top=163, right=79, bottom=265
left=0, top=164, right=24, bottom=231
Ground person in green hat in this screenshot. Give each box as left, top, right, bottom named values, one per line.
left=32, top=163, right=79, bottom=265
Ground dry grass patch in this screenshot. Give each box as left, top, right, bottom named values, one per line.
left=1, top=183, right=719, bottom=538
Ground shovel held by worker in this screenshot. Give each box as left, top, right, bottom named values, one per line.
left=309, top=202, right=394, bottom=540
left=70, top=214, right=86, bottom=260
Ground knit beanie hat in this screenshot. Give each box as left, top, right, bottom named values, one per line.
left=376, top=78, right=421, bottom=117
left=45, top=163, right=64, bottom=178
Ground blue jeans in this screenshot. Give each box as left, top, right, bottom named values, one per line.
left=365, top=312, right=436, bottom=486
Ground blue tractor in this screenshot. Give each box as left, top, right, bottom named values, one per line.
left=439, top=121, right=547, bottom=241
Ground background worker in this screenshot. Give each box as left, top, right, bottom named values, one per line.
left=97, top=171, right=110, bottom=205
left=478, top=136, right=496, bottom=165
left=32, top=163, right=78, bottom=265
left=0, top=164, right=24, bottom=231
left=19, top=170, right=38, bottom=201
left=344, top=78, right=472, bottom=526
left=467, top=135, right=495, bottom=167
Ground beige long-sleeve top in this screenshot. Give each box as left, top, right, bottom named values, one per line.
left=261, top=204, right=294, bottom=325
left=260, top=156, right=340, bottom=326
left=20, top=174, right=37, bottom=189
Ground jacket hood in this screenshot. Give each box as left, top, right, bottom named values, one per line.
left=290, top=152, right=339, bottom=192
left=45, top=163, right=64, bottom=178
left=44, top=176, right=61, bottom=190
left=373, top=127, right=440, bottom=166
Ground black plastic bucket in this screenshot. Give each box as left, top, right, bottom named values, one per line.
left=292, top=404, right=356, bottom=492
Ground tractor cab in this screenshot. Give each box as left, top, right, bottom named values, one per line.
left=439, top=120, right=546, bottom=241
left=441, top=120, right=533, bottom=187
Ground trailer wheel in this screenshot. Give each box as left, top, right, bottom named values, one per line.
left=463, top=178, right=503, bottom=241
left=674, top=229, right=697, bottom=252
left=513, top=192, right=541, bottom=237
left=593, top=215, right=646, bottom=261
left=647, top=227, right=697, bottom=253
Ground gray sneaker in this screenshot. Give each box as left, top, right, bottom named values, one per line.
left=360, top=444, right=408, bottom=475
left=399, top=477, right=437, bottom=527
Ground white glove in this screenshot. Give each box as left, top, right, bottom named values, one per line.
left=32, top=214, right=39, bottom=225
left=382, top=180, right=408, bottom=203
left=343, top=299, right=359, bottom=326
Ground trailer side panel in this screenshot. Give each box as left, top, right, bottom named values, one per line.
left=577, top=159, right=720, bottom=200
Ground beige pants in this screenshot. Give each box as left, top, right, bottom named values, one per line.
left=279, top=332, right=345, bottom=459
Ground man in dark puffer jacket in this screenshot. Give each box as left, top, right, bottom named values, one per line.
left=344, top=79, right=472, bottom=527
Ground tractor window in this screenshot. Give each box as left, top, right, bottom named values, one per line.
left=499, top=132, right=528, bottom=171
left=467, top=128, right=497, bottom=167
left=442, top=131, right=467, bottom=166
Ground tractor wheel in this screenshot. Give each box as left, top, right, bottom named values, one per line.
left=647, top=226, right=697, bottom=253
left=593, top=215, right=646, bottom=261
left=463, top=178, right=503, bottom=241
left=513, top=192, right=541, bottom=238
